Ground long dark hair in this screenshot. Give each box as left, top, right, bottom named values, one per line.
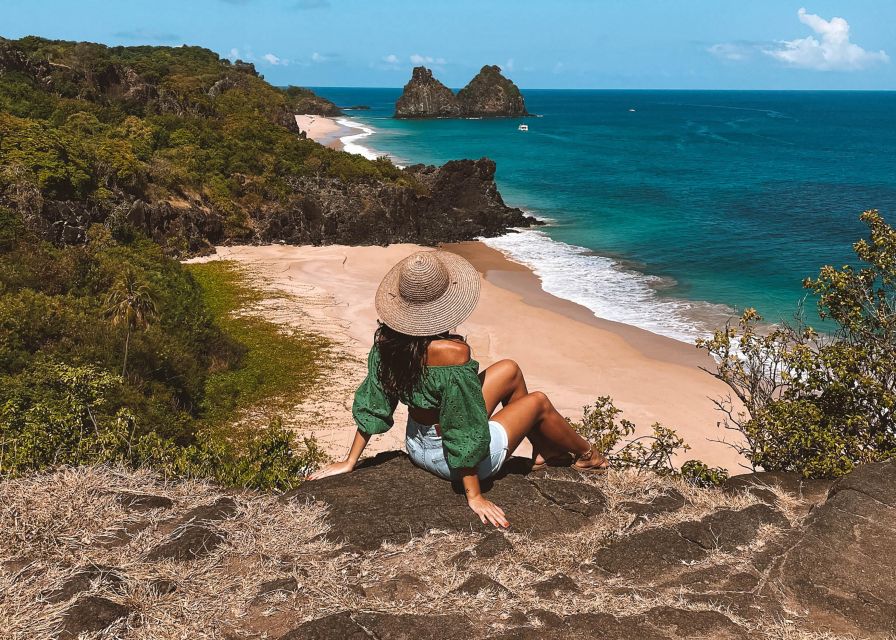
left=375, top=323, right=464, bottom=401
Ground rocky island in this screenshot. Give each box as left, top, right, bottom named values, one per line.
left=395, top=65, right=530, bottom=119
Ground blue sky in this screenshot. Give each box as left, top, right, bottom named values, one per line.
left=2, top=0, right=894, bottom=89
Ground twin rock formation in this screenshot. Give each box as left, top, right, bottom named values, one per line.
left=395, top=65, right=529, bottom=119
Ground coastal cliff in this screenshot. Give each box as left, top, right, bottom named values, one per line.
left=0, top=37, right=535, bottom=254
left=394, top=65, right=529, bottom=118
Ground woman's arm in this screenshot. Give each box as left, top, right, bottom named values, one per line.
left=307, top=429, right=371, bottom=480
left=457, top=468, right=509, bottom=528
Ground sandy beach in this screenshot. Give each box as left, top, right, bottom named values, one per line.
left=295, top=114, right=347, bottom=150
left=204, top=241, right=746, bottom=473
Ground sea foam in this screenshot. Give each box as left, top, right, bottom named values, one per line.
left=336, top=118, right=380, bottom=160
left=481, top=228, right=733, bottom=344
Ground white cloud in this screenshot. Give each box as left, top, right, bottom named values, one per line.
left=409, top=53, right=446, bottom=66
left=707, top=43, right=749, bottom=61
left=263, top=53, right=287, bottom=66
left=764, top=8, right=889, bottom=71
left=383, top=54, right=399, bottom=65
left=552, top=61, right=564, bottom=74
left=503, top=58, right=515, bottom=72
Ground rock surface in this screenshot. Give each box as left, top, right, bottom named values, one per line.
left=282, top=452, right=607, bottom=550
left=395, top=65, right=528, bottom=118
left=769, top=461, right=896, bottom=637
left=456, top=65, right=529, bottom=117
left=7, top=458, right=895, bottom=640
left=394, top=66, right=463, bottom=118
left=58, top=595, right=130, bottom=639
left=257, top=158, right=540, bottom=248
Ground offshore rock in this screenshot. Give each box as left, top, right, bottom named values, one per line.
left=395, top=65, right=529, bottom=118
left=457, top=65, right=529, bottom=117
left=394, top=66, right=463, bottom=118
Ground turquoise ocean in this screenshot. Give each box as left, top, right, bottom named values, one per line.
left=312, top=88, right=896, bottom=343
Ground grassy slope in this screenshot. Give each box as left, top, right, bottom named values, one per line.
left=187, top=261, right=330, bottom=430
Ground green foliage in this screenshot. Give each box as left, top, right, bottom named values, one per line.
left=680, top=460, right=730, bottom=489
left=572, top=396, right=725, bottom=486
left=698, top=210, right=896, bottom=478
left=0, top=208, right=329, bottom=489
left=0, top=35, right=412, bottom=240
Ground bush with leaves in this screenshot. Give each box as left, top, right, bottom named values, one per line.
left=698, top=210, right=896, bottom=478
left=571, top=396, right=728, bottom=486
left=0, top=361, right=327, bottom=490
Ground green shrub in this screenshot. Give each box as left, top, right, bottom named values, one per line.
left=571, top=396, right=727, bottom=486
left=698, top=210, right=896, bottom=478
left=0, top=208, right=329, bottom=489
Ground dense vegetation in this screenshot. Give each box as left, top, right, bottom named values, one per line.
left=698, top=210, right=896, bottom=478
left=0, top=207, right=328, bottom=488
left=0, top=36, right=409, bottom=252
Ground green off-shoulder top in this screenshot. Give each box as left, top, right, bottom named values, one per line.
left=352, top=342, right=490, bottom=469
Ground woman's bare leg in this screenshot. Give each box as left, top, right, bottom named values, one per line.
left=478, top=359, right=528, bottom=415
left=492, top=391, right=592, bottom=460
left=478, top=360, right=556, bottom=462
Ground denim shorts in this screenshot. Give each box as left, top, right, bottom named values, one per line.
left=405, top=416, right=509, bottom=481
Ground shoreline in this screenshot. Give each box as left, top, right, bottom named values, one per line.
left=200, top=243, right=746, bottom=473
left=295, top=114, right=380, bottom=158
left=295, top=110, right=733, bottom=343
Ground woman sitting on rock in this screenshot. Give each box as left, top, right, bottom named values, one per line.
left=308, top=251, right=608, bottom=527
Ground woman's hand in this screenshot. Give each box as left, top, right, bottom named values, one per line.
left=467, top=494, right=509, bottom=528
left=307, top=459, right=354, bottom=481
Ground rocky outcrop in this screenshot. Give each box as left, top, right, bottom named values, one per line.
left=283, top=85, right=343, bottom=117
left=282, top=453, right=607, bottom=550
left=768, top=462, right=896, bottom=637
left=394, top=66, right=463, bottom=118
left=394, top=65, right=529, bottom=118
left=6, top=459, right=894, bottom=639
left=457, top=65, right=529, bottom=117
left=30, top=157, right=539, bottom=254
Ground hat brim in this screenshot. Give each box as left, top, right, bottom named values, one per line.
left=375, top=251, right=481, bottom=337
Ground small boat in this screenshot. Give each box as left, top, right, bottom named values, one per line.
left=628, top=108, right=636, bottom=112
left=518, top=124, right=529, bottom=131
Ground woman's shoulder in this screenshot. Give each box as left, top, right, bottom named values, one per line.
left=427, top=339, right=472, bottom=367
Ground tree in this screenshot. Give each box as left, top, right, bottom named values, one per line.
left=105, top=268, right=158, bottom=377
left=698, top=210, right=896, bottom=478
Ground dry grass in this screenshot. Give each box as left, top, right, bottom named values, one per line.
left=1, top=465, right=851, bottom=640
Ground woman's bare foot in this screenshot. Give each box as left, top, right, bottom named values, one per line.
left=573, top=445, right=610, bottom=471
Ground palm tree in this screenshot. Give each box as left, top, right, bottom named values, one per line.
left=105, top=269, right=158, bottom=378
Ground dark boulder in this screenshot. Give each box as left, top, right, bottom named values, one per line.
left=279, top=612, right=472, bottom=640
left=676, top=504, right=789, bottom=552
left=632, top=606, right=749, bottom=640
left=283, top=453, right=606, bottom=550
left=451, top=573, right=511, bottom=596
left=591, top=527, right=706, bottom=579
left=362, top=573, right=427, bottom=602
left=145, top=524, right=227, bottom=561
left=57, top=595, right=130, bottom=639
left=44, top=565, right=126, bottom=604
left=532, top=573, right=580, bottom=598
left=725, top=472, right=834, bottom=509
left=177, top=496, right=238, bottom=525
left=116, top=491, right=174, bottom=512
left=770, top=461, right=896, bottom=637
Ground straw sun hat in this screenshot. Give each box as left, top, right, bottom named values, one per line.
left=375, top=251, right=481, bottom=336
